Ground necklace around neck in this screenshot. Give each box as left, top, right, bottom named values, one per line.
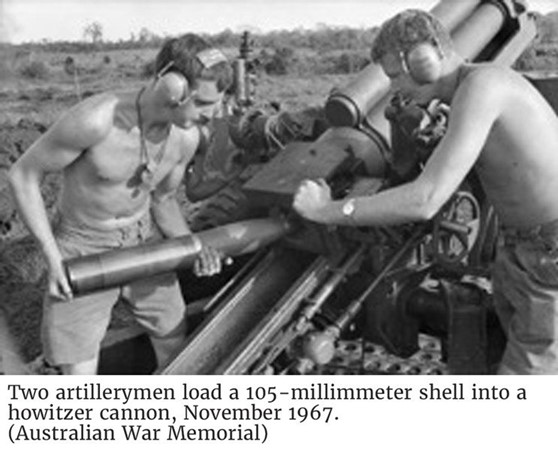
left=454, top=64, right=468, bottom=93
left=134, top=86, right=171, bottom=189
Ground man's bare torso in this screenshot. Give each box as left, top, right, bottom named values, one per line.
left=58, top=93, right=196, bottom=229
left=462, top=67, right=558, bottom=228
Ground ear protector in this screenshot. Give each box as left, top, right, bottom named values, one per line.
left=401, top=42, right=444, bottom=85
left=156, top=71, right=191, bottom=106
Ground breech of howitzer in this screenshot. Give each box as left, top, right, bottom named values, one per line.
left=64, top=217, right=292, bottom=295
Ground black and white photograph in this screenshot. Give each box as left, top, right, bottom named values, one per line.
left=2, top=0, right=558, bottom=447
left=1, top=0, right=557, bottom=377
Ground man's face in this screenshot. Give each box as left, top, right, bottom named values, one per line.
left=380, top=51, right=436, bottom=106
left=170, top=79, right=224, bottom=129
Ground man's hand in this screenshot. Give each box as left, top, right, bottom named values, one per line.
left=193, top=244, right=229, bottom=277
left=47, top=257, right=73, bottom=301
left=293, top=178, right=332, bottom=223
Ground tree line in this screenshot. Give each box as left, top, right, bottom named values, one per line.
left=4, top=11, right=557, bottom=78
left=9, top=10, right=557, bottom=52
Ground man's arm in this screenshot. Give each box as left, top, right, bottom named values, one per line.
left=151, top=158, right=192, bottom=238
left=151, top=156, right=224, bottom=277
left=8, top=95, right=114, bottom=299
left=294, top=70, right=502, bottom=226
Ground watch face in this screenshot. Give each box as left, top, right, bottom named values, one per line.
left=343, top=199, right=355, bottom=217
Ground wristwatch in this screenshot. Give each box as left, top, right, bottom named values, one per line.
left=342, top=198, right=357, bottom=225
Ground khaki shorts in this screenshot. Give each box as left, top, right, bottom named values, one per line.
left=493, top=218, right=558, bottom=374
left=42, top=211, right=186, bottom=365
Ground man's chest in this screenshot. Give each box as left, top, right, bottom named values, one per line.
left=82, top=128, right=183, bottom=184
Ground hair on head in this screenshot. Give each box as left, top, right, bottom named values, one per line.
left=155, top=33, right=232, bottom=92
left=371, top=9, right=452, bottom=63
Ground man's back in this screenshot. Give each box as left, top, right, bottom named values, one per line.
left=460, top=65, right=558, bottom=228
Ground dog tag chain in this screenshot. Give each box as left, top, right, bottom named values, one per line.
left=133, top=87, right=170, bottom=190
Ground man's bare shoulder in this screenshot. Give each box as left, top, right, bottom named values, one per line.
left=51, top=92, right=121, bottom=147
left=460, top=64, right=523, bottom=92
left=453, top=65, right=519, bottom=114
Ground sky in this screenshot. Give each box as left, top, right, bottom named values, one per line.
left=0, top=0, right=556, bottom=44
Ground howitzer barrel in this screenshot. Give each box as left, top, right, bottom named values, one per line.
left=451, top=1, right=507, bottom=58
left=65, top=217, right=292, bottom=295
left=324, top=64, right=390, bottom=128
left=362, top=0, right=530, bottom=134
left=430, top=0, right=483, bottom=31
left=325, top=0, right=526, bottom=128
left=325, top=0, right=483, bottom=128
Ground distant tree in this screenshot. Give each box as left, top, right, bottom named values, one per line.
left=210, top=29, right=237, bottom=48
left=19, top=60, right=50, bottom=80
left=63, top=56, right=76, bottom=75
left=138, top=27, right=155, bottom=44
left=83, top=22, right=104, bottom=45
left=263, top=47, right=295, bottom=75
left=538, top=12, right=558, bottom=43
left=513, top=11, right=558, bottom=72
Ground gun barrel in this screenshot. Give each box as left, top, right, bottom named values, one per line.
left=362, top=0, right=532, bottom=136
left=324, top=0, right=532, bottom=129
left=65, top=217, right=292, bottom=296
left=430, top=0, right=482, bottom=31
left=451, top=1, right=507, bottom=58
left=325, top=0, right=482, bottom=128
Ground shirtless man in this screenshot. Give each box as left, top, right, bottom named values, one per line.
left=8, top=33, right=232, bottom=375
left=293, top=10, right=558, bottom=374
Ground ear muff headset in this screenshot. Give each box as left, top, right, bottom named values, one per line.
left=401, top=42, right=444, bottom=85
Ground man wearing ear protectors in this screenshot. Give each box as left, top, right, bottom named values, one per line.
left=8, top=34, right=232, bottom=374
left=293, top=10, right=558, bottom=374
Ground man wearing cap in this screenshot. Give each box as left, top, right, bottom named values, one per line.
left=9, top=33, right=232, bottom=374
left=293, top=10, right=558, bottom=374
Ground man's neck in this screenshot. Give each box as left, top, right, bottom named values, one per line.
left=437, top=55, right=467, bottom=103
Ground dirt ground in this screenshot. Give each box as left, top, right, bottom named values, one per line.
left=0, top=118, right=55, bottom=368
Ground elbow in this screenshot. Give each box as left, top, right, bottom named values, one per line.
left=415, top=197, right=440, bottom=221
left=411, top=182, right=444, bottom=222
left=185, top=189, right=206, bottom=204
left=7, top=163, right=25, bottom=194
left=7, top=160, right=44, bottom=206
left=183, top=177, right=205, bottom=203
left=184, top=180, right=223, bottom=203
left=8, top=163, right=41, bottom=194
left=416, top=204, right=439, bottom=222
